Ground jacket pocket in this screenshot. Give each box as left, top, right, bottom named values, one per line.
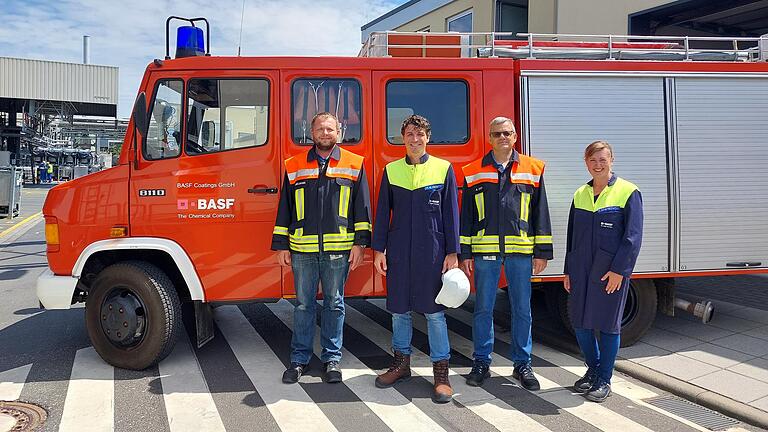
left=589, top=248, right=615, bottom=285
left=386, top=229, right=402, bottom=263
left=335, top=178, right=353, bottom=187
left=288, top=220, right=305, bottom=234
left=335, top=215, right=349, bottom=230
left=425, top=189, right=441, bottom=213
left=472, top=217, right=488, bottom=236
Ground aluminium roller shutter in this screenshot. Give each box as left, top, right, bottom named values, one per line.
left=675, top=78, right=768, bottom=271
left=523, top=76, right=669, bottom=275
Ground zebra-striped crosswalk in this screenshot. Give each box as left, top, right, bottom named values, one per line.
left=0, top=300, right=732, bottom=432
left=59, top=347, right=114, bottom=432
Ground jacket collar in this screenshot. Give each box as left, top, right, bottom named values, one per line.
left=587, top=173, right=617, bottom=187
left=481, top=149, right=518, bottom=168
left=307, top=144, right=341, bottom=163
left=405, top=153, right=430, bottom=165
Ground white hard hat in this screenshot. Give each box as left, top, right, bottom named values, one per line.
left=435, top=268, right=470, bottom=308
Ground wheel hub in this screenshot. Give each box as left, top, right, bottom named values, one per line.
left=100, top=289, right=145, bottom=346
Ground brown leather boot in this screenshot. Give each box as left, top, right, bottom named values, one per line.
left=375, top=351, right=411, bottom=388
left=432, top=359, right=453, bottom=403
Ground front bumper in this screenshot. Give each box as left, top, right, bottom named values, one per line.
left=37, top=269, right=78, bottom=309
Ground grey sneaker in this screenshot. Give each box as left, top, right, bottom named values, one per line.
left=513, top=363, right=540, bottom=391
left=584, top=379, right=612, bottom=402
left=573, top=367, right=599, bottom=394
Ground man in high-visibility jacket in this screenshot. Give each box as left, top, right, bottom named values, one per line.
left=459, top=116, right=553, bottom=390
left=272, top=112, right=372, bottom=384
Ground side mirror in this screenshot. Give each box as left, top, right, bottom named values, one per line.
left=133, top=92, right=149, bottom=137
left=201, top=120, right=216, bottom=148
left=132, top=92, right=148, bottom=170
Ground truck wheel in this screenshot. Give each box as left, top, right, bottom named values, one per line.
left=85, top=261, right=182, bottom=370
left=548, top=279, right=657, bottom=347
left=618, top=279, right=657, bottom=347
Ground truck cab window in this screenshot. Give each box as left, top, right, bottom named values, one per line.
left=386, top=80, right=469, bottom=145
left=292, top=78, right=362, bottom=145
left=186, top=78, right=270, bottom=155
left=144, top=80, right=183, bottom=160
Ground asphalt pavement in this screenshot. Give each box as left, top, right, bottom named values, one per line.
left=0, top=185, right=762, bottom=432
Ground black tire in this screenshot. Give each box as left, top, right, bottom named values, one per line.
left=85, top=261, right=182, bottom=370
left=618, top=279, right=657, bottom=347
left=550, top=279, right=657, bottom=347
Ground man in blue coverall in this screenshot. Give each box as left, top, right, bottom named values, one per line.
left=372, top=115, right=461, bottom=403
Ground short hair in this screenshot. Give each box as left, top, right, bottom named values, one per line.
left=584, top=140, right=614, bottom=160
left=400, top=114, right=431, bottom=137
left=488, top=116, right=516, bottom=134
left=311, top=112, right=340, bottom=130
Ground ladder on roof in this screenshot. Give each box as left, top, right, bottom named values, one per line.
left=359, top=31, right=768, bottom=62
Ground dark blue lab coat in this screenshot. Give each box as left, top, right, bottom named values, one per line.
left=564, top=174, right=643, bottom=334
left=372, top=154, right=461, bottom=314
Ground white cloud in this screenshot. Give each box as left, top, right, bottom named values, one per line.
left=0, top=0, right=403, bottom=117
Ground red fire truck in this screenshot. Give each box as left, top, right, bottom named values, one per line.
left=37, top=18, right=768, bottom=369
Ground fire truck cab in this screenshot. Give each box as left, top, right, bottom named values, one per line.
left=37, top=22, right=768, bottom=370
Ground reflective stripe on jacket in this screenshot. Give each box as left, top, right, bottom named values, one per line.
left=459, top=150, right=553, bottom=260
left=271, top=145, right=371, bottom=253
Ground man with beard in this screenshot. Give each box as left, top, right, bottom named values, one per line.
left=272, top=112, right=372, bottom=384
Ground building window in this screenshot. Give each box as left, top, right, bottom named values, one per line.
left=417, top=26, right=431, bottom=32
left=291, top=78, right=362, bottom=145
left=185, top=79, right=270, bottom=155
left=496, top=1, right=528, bottom=39
left=386, top=80, right=469, bottom=145
left=447, top=9, right=472, bottom=33
left=144, top=79, right=183, bottom=161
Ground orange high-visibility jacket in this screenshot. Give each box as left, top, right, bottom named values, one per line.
left=272, top=145, right=372, bottom=253
left=459, top=150, right=553, bottom=260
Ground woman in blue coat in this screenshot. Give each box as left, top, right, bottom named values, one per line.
left=563, top=140, right=643, bottom=403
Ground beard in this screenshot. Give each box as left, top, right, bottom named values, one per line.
left=314, top=136, right=336, bottom=151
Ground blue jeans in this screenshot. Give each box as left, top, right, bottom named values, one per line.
left=573, top=327, right=620, bottom=383
left=392, top=311, right=450, bottom=362
left=472, top=255, right=533, bottom=367
left=290, top=252, right=349, bottom=364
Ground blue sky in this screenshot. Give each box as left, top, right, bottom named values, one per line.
left=0, top=0, right=405, bottom=118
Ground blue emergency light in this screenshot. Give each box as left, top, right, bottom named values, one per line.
left=165, top=16, right=211, bottom=60
left=176, top=25, right=204, bottom=58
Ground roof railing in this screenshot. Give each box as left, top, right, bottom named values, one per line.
left=359, top=31, right=768, bottom=62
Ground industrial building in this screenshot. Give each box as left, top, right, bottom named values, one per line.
left=0, top=38, right=121, bottom=184
left=362, top=0, right=768, bottom=43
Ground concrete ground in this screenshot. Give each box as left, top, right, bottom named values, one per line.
left=625, top=276, right=768, bottom=415
left=525, top=274, right=768, bottom=429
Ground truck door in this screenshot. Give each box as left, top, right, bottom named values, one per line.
left=130, top=71, right=282, bottom=301
left=279, top=71, right=374, bottom=297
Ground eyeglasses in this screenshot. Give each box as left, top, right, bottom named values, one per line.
left=490, top=131, right=514, bottom=138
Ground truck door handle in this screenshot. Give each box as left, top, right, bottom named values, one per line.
left=726, top=261, right=762, bottom=267
left=248, top=187, right=278, bottom=194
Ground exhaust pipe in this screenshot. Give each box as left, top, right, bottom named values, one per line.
left=675, top=298, right=715, bottom=324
